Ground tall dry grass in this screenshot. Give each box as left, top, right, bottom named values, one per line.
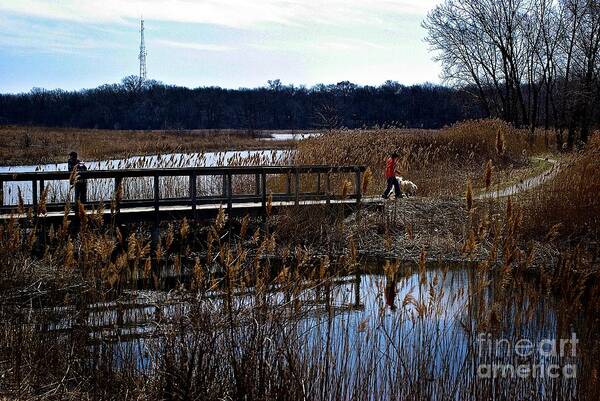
left=1, top=199, right=597, bottom=400
left=1, top=119, right=598, bottom=400
left=0, top=126, right=293, bottom=166
left=295, top=119, right=551, bottom=196
left=518, top=132, right=599, bottom=241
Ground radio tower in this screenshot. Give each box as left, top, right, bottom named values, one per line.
left=138, top=18, right=147, bottom=82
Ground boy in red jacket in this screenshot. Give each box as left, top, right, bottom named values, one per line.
left=382, top=152, right=401, bottom=199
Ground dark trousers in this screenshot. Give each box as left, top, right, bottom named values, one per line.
left=383, top=176, right=401, bottom=199
left=74, top=181, right=87, bottom=203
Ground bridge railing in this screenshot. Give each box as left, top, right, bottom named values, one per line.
left=0, top=165, right=366, bottom=216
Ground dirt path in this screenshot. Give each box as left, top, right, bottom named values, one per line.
left=476, top=157, right=559, bottom=200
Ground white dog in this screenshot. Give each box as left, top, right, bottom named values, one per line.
left=396, top=176, right=418, bottom=197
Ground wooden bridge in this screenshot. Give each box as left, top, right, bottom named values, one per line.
left=0, top=165, right=376, bottom=225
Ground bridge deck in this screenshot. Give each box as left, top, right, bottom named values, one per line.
left=0, top=164, right=377, bottom=224
left=0, top=197, right=383, bottom=224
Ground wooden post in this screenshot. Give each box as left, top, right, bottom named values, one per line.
left=38, top=179, right=45, bottom=214
left=294, top=169, right=300, bottom=206
left=226, top=173, right=233, bottom=217
left=254, top=173, right=260, bottom=196
left=190, top=172, right=197, bottom=218
left=286, top=172, right=292, bottom=197
left=222, top=173, right=228, bottom=199
left=355, top=169, right=362, bottom=205
left=316, top=173, right=321, bottom=195
left=152, top=173, right=161, bottom=277
left=261, top=172, right=267, bottom=215
left=325, top=172, right=331, bottom=205
left=114, top=176, right=123, bottom=212
left=32, top=179, right=38, bottom=215
left=153, top=173, right=160, bottom=224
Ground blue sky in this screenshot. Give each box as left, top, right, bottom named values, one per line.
left=0, top=0, right=442, bottom=94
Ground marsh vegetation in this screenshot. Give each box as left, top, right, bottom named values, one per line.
left=0, top=119, right=598, bottom=400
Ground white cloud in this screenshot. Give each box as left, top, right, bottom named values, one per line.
left=312, top=39, right=386, bottom=51
left=0, top=0, right=441, bottom=28
left=0, top=0, right=444, bottom=89
left=156, top=39, right=233, bottom=52
left=0, top=15, right=123, bottom=53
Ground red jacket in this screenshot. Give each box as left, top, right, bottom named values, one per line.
left=385, top=158, right=396, bottom=178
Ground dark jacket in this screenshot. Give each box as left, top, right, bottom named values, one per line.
left=68, top=159, right=87, bottom=172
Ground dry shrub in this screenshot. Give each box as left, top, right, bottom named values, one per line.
left=295, top=119, right=539, bottom=196
left=521, top=132, right=600, bottom=240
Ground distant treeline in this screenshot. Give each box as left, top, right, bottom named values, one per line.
left=0, top=78, right=485, bottom=131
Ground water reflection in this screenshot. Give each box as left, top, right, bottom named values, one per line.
left=27, top=261, right=586, bottom=399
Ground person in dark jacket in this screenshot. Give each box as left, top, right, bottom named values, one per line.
left=68, top=152, right=88, bottom=203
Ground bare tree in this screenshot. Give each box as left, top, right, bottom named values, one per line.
left=424, top=0, right=600, bottom=147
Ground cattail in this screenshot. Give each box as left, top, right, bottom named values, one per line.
left=26, top=230, right=37, bottom=252
left=239, top=214, right=249, bottom=239
left=165, top=223, right=174, bottom=251
left=155, top=239, right=163, bottom=262
left=357, top=318, right=369, bottom=333
left=342, top=179, right=351, bottom=198
left=483, top=159, right=492, bottom=190
left=495, top=129, right=505, bottom=155
left=462, top=229, right=477, bottom=254
left=116, top=227, right=124, bottom=247
left=180, top=218, right=190, bottom=241
left=174, top=255, right=181, bottom=274
left=38, top=184, right=49, bottom=216
left=215, top=207, right=225, bottom=232
left=362, top=168, right=372, bottom=194
left=319, top=255, right=330, bottom=278
left=466, top=178, right=473, bottom=210
left=406, top=224, right=414, bottom=241
left=545, top=223, right=563, bottom=243
left=143, top=257, right=152, bottom=278
left=348, top=237, right=358, bottom=267
left=251, top=227, right=260, bottom=244
left=115, top=181, right=123, bottom=206
left=139, top=241, right=150, bottom=259
left=276, top=266, right=289, bottom=284
left=77, top=201, right=87, bottom=228
left=17, top=188, right=24, bottom=214
left=64, top=239, right=75, bottom=270
left=95, top=201, right=105, bottom=226
left=127, top=232, right=137, bottom=260
left=402, top=291, right=416, bottom=308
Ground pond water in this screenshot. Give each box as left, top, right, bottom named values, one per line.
left=263, top=132, right=320, bottom=141
left=0, top=149, right=291, bottom=205
left=60, top=261, right=581, bottom=400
